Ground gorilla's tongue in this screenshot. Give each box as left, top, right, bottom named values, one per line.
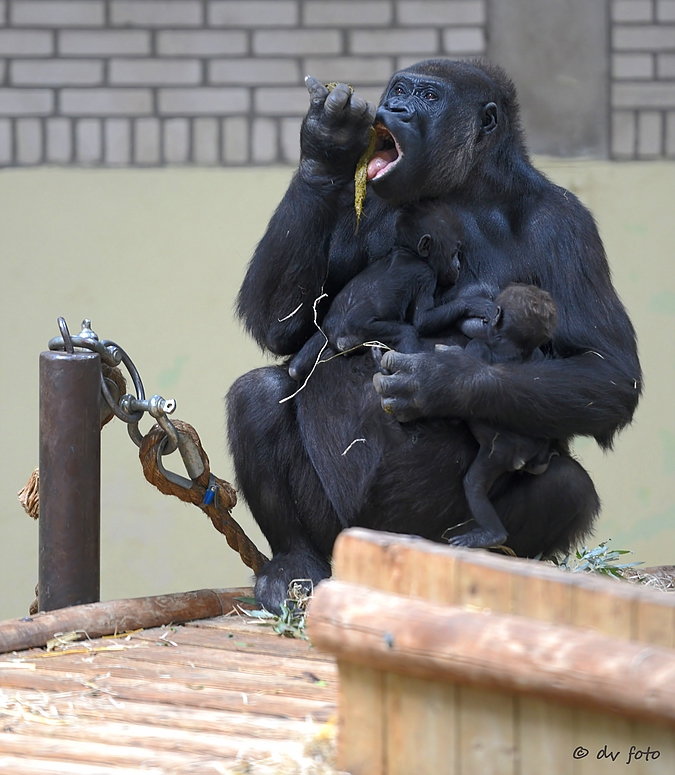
left=367, top=149, right=398, bottom=181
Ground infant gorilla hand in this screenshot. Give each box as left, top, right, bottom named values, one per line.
left=372, top=345, right=485, bottom=423
left=300, top=77, right=376, bottom=180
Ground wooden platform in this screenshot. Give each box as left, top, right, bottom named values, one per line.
left=0, top=614, right=337, bottom=773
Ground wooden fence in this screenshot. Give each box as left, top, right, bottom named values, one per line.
left=308, top=528, right=675, bottom=775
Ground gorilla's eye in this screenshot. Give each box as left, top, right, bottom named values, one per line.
left=423, top=90, right=438, bottom=101
left=393, top=83, right=406, bottom=96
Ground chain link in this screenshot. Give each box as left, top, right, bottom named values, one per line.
left=49, top=317, right=201, bottom=490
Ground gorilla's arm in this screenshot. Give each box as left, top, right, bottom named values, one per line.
left=374, top=346, right=639, bottom=447
left=414, top=288, right=494, bottom=336
left=237, top=80, right=375, bottom=356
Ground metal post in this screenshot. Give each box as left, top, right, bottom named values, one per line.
left=39, top=350, right=101, bottom=611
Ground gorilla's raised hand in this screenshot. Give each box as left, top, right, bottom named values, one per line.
left=300, top=76, right=376, bottom=181
left=372, top=345, right=491, bottom=423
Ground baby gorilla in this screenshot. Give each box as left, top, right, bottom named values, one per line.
left=444, top=283, right=559, bottom=548
left=289, top=201, right=465, bottom=382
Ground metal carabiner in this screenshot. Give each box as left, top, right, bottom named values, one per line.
left=154, top=427, right=206, bottom=489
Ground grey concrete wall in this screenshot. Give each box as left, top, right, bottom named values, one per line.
left=487, top=0, right=609, bottom=157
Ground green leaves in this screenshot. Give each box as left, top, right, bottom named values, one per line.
left=552, top=540, right=642, bottom=578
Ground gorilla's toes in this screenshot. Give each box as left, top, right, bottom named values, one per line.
left=446, top=527, right=507, bottom=549
left=254, top=551, right=331, bottom=614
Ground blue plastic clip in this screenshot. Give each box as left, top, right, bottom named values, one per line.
left=203, top=487, right=216, bottom=506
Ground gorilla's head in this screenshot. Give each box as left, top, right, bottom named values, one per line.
left=368, top=59, right=525, bottom=203
left=395, top=201, right=463, bottom=286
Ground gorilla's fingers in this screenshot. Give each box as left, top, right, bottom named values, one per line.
left=372, top=371, right=396, bottom=396
left=381, top=349, right=419, bottom=374
left=346, top=93, right=369, bottom=119
left=305, top=75, right=329, bottom=105
left=324, top=83, right=352, bottom=117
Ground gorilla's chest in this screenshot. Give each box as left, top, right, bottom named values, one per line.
left=452, top=206, right=533, bottom=288
left=327, top=197, right=533, bottom=294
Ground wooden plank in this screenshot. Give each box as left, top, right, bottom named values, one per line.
left=332, top=530, right=462, bottom=774
left=518, top=698, right=575, bottom=775
left=332, top=528, right=397, bottom=588
left=332, top=529, right=675, bottom=630
left=628, top=721, right=675, bottom=775
left=309, top=580, right=675, bottom=727
left=513, top=563, right=576, bottom=775
left=393, top=543, right=459, bottom=604
left=0, top=758, right=144, bottom=774
left=454, top=553, right=513, bottom=613
left=0, top=732, right=218, bottom=772
left=570, top=571, right=635, bottom=775
left=88, top=641, right=338, bottom=687
left=572, top=578, right=637, bottom=640
left=452, top=549, right=516, bottom=775
left=5, top=718, right=311, bottom=762
left=0, top=603, right=344, bottom=774
left=0, top=588, right=254, bottom=655
left=635, top=599, right=675, bottom=648
left=512, top=571, right=573, bottom=624
left=0, top=692, right=316, bottom=741
left=336, top=661, right=385, bottom=775
left=374, top=533, right=460, bottom=774
left=458, top=687, right=516, bottom=775
left=385, top=673, right=457, bottom=775
left=0, top=665, right=335, bottom=721
left=140, top=621, right=330, bottom=661
left=572, top=713, right=633, bottom=775
left=28, top=651, right=336, bottom=702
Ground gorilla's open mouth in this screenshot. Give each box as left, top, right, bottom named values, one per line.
left=367, top=124, right=402, bottom=181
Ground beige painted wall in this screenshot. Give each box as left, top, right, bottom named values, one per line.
left=1, top=162, right=673, bottom=621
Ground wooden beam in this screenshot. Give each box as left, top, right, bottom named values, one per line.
left=0, top=587, right=253, bottom=654
left=308, top=579, right=675, bottom=727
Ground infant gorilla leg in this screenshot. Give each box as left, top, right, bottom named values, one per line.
left=335, top=320, right=422, bottom=353
left=448, top=423, right=552, bottom=548
left=289, top=330, right=334, bottom=382
left=450, top=443, right=509, bottom=548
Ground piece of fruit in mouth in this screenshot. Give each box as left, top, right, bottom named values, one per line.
left=367, top=124, right=400, bottom=181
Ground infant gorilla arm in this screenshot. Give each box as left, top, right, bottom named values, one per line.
left=288, top=255, right=435, bottom=383
left=288, top=200, right=463, bottom=382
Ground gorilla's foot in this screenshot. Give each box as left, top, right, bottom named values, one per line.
left=254, top=549, right=331, bottom=615
left=445, top=527, right=508, bottom=549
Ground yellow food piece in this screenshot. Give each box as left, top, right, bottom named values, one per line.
left=325, top=83, right=376, bottom=230
left=354, top=126, right=377, bottom=231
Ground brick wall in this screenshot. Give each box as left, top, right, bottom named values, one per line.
left=3, top=0, right=673, bottom=165
left=0, top=0, right=486, bottom=166
left=611, top=0, right=675, bottom=158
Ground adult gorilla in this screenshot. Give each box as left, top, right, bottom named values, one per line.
left=227, top=59, right=641, bottom=612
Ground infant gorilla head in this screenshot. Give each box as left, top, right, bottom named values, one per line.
left=486, top=283, right=558, bottom=360
left=394, top=201, right=463, bottom=286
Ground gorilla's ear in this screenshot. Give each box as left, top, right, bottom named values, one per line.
left=481, top=102, right=498, bottom=134
left=417, top=234, right=432, bottom=257
left=492, top=304, right=503, bottom=327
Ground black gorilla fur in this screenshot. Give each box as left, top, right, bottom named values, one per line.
left=227, top=59, right=641, bottom=613
left=288, top=201, right=463, bottom=382
left=447, top=283, right=560, bottom=549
